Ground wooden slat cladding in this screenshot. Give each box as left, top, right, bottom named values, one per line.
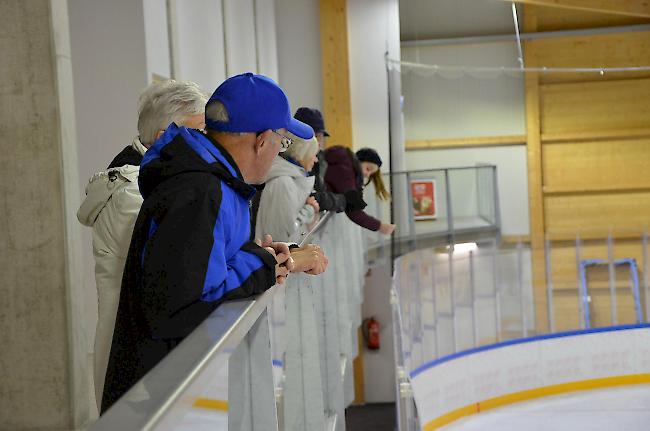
left=539, top=78, right=650, bottom=135
left=522, top=6, right=650, bottom=333
left=542, top=138, right=650, bottom=193
left=533, top=5, right=650, bottom=32
left=545, top=191, right=650, bottom=233
left=511, top=0, right=650, bottom=18
left=320, top=0, right=353, bottom=149
left=528, top=31, right=650, bottom=84
left=405, top=135, right=526, bottom=151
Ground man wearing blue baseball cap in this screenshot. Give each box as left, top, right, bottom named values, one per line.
left=102, top=73, right=328, bottom=413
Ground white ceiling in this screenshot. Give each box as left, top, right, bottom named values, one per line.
left=399, top=0, right=522, bottom=41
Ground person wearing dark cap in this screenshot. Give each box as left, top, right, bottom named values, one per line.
left=293, top=107, right=351, bottom=213
left=101, top=73, right=328, bottom=413
left=324, top=145, right=395, bottom=235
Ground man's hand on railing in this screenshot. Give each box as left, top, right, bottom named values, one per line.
left=256, top=234, right=294, bottom=284
left=289, top=244, right=328, bottom=275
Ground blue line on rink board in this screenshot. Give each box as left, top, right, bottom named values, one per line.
left=409, top=323, right=650, bottom=379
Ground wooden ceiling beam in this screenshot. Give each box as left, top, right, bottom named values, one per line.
left=504, top=0, right=650, bottom=18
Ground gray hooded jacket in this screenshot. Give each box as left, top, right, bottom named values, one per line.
left=255, top=156, right=316, bottom=243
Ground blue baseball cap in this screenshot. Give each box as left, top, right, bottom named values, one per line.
left=205, top=73, right=314, bottom=140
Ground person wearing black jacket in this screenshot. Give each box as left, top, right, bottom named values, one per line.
left=101, top=73, right=328, bottom=413
left=294, top=107, right=366, bottom=213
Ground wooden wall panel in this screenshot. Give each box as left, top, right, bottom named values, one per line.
left=540, top=78, right=650, bottom=136
left=528, top=31, right=650, bottom=83
left=320, top=0, right=353, bottom=148
left=532, top=5, right=650, bottom=32
left=523, top=6, right=650, bottom=334
left=512, top=0, right=650, bottom=18
left=542, top=138, right=650, bottom=193
left=545, top=191, right=650, bottom=233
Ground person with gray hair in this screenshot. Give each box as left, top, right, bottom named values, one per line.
left=255, top=133, right=321, bottom=243
left=76, top=79, right=207, bottom=410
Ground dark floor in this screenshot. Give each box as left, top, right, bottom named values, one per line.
left=346, top=402, right=397, bottom=431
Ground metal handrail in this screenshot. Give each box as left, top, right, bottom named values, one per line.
left=91, top=211, right=334, bottom=430
left=92, top=289, right=278, bottom=430
left=299, top=211, right=332, bottom=247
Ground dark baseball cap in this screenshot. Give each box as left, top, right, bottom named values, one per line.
left=206, top=73, right=314, bottom=140
left=294, top=107, right=330, bottom=137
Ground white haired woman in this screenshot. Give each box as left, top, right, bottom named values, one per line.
left=76, top=80, right=207, bottom=410
left=255, top=133, right=321, bottom=243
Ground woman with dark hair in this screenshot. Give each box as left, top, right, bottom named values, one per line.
left=324, top=146, right=395, bottom=235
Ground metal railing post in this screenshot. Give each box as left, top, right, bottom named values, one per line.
left=492, top=239, right=502, bottom=342
left=405, top=172, right=417, bottom=252
left=576, top=235, right=589, bottom=329
left=448, top=247, right=457, bottom=352
left=391, top=288, right=409, bottom=431
left=431, top=254, right=440, bottom=358
left=469, top=251, right=478, bottom=347
left=545, top=238, right=555, bottom=333
left=608, top=233, right=618, bottom=325
left=642, top=230, right=650, bottom=322
left=492, top=166, right=502, bottom=238
left=517, top=241, right=528, bottom=337
left=444, top=169, right=455, bottom=247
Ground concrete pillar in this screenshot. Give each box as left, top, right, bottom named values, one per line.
left=0, top=0, right=87, bottom=428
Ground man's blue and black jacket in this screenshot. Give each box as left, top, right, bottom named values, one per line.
left=102, top=124, right=276, bottom=413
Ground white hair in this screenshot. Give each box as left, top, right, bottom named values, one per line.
left=284, top=133, right=319, bottom=162
left=137, top=80, right=207, bottom=146
left=205, top=100, right=228, bottom=123
left=205, top=100, right=247, bottom=136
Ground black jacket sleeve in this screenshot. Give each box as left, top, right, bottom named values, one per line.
left=311, top=173, right=347, bottom=213
left=139, top=174, right=275, bottom=340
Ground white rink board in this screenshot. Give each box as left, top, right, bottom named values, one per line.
left=410, top=325, right=650, bottom=429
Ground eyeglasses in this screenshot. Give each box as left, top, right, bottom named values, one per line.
left=271, top=129, right=293, bottom=152
left=255, top=129, right=293, bottom=152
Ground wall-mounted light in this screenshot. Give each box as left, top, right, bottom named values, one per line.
left=446, top=242, right=478, bottom=254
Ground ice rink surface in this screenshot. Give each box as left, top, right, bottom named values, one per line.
left=441, top=384, right=650, bottom=431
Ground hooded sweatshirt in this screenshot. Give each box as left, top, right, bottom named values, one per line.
left=324, top=146, right=381, bottom=231
left=101, top=124, right=277, bottom=413
left=255, top=156, right=316, bottom=243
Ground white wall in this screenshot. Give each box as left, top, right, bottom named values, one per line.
left=255, top=0, right=280, bottom=81
left=143, top=0, right=172, bottom=79
left=348, top=0, right=403, bottom=168
left=172, top=0, right=227, bottom=92
left=274, top=0, right=323, bottom=111
left=348, top=0, right=403, bottom=403
left=223, top=0, right=258, bottom=76
left=401, top=42, right=525, bottom=140
left=68, top=0, right=149, bottom=357
left=400, top=41, right=529, bottom=235
left=405, top=146, right=530, bottom=235
left=69, top=0, right=284, bottom=388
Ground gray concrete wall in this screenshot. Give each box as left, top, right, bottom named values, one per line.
left=0, top=0, right=87, bottom=428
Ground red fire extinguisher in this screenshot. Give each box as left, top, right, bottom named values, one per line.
left=362, top=317, right=380, bottom=350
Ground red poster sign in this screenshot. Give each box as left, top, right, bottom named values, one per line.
left=410, top=179, right=437, bottom=220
